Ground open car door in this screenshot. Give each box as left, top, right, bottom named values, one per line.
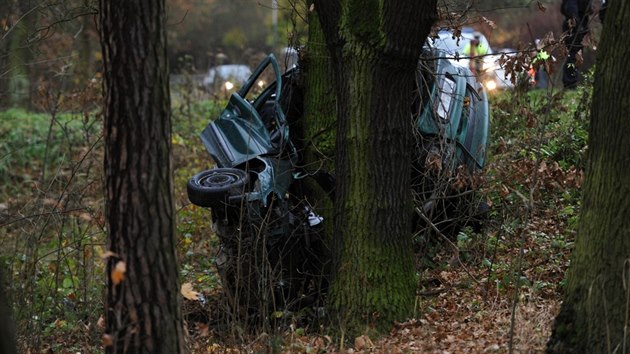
left=200, top=54, right=285, bottom=168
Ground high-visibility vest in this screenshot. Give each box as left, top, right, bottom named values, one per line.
left=463, top=42, right=489, bottom=57
left=533, top=50, right=550, bottom=64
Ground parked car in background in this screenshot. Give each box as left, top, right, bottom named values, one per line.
left=202, top=64, right=252, bottom=97
left=428, top=27, right=511, bottom=91
left=187, top=50, right=489, bottom=319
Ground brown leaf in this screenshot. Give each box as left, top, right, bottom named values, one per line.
left=197, top=322, right=210, bottom=337
left=97, top=315, right=106, bottom=329
left=426, top=152, right=443, bottom=172
left=42, top=198, right=57, bottom=206
left=537, top=1, right=547, bottom=12
left=575, top=51, right=583, bottom=66
left=111, top=261, right=126, bottom=285
left=496, top=137, right=508, bottom=154
left=78, top=212, right=92, bottom=222
left=537, top=160, right=548, bottom=174
left=102, top=334, right=114, bottom=347
left=354, top=335, right=373, bottom=350
left=101, top=250, right=119, bottom=260
left=481, top=16, right=496, bottom=29
left=181, top=282, right=200, bottom=301
left=499, top=184, right=510, bottom=198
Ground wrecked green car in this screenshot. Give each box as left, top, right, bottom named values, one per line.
left=187, top=49, right=489, bottom=318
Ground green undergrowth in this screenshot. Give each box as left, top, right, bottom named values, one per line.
left=459, top=84, right=590, bottom=296
left=0, top=108, right=101, bottom=194
left=415, top=83, right=590, bottom=301
left=0, top=107, right=104, bottom=352
left=0, top=92, right=225, bottom=352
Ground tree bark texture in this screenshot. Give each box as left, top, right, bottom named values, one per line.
left=548, top=2, right=630, bottom=353
left=99, top=1, right=184, bottom=352
left=0, top=269, right=17, bottom=354
left=315, top=0, right=437, bottom=336
left=302, top=3, right=337, bottom=242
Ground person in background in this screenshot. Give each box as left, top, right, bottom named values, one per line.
left=462, top=32, right=489, bottom=78
left=560, top=0, right=593, bottom=89
left=533, top=39, right=551, bottom=89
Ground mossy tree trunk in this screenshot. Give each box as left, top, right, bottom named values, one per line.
left=548, top=2, right=630, bottom=353
left=314, top=0, right=437, bottom=337
left=301, top=1, right=337, bottom=243
left=99, top=0, right=184, bottom=352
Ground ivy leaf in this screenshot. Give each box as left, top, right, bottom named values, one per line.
left=62, top=277, right=73, bottom=289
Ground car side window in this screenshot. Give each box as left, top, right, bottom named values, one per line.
left=244, top=65, right=275, bottom=104
left=436, top=77, right=456, bottom=120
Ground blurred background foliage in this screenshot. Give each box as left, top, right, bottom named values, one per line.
left=0, top=0, right=603, bottom=111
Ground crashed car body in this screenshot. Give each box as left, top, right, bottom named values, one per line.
left=187, top=49, right=489, bottom=315
left=416, top=48, right=489, bottom=170
left=412, top=48, right=489, bottom=234
left=187, top=55, right=324, bottom=318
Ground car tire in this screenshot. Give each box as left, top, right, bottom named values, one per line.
left=187, top=168, right=249, bottom=207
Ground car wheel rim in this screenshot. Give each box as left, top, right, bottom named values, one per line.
left=200, top=172, right=241, bottom=187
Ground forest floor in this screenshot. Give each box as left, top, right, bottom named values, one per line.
left=2, top=84, right=588, bottom=353
left=187, top=250, right=563, bottom=353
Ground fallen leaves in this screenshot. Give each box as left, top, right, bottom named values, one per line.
left=100, top=250, right=119, bottom=259
left=354, top=335, right=374, bottom=351
left=97, top=315, right=106, bottom=329
left=101, top=251, right=126, bottom=285
left=102, top=334, right=114, bottom=347
left=181, top=282, right=201, bottom=301
left=111, top=261, right=126, bottom=285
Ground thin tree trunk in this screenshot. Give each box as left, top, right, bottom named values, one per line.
left=7, top=0, right=33, bottom=108
left=548, top=1, right=630, bottom=353
left=99, top=1, right=184, bottom=352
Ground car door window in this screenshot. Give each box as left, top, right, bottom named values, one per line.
left=436, top=77, right=456, bottom=120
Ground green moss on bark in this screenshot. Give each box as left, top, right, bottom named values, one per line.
left=548, top=2, right=630, bottom=352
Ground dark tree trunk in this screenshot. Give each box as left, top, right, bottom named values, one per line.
left=548, top=1, right=630, bottom=353
left=99, top=1, right=184, bottom=352
left=315, top=0, right=438, bottom=336
left=0, top=269, right=16, bottom=354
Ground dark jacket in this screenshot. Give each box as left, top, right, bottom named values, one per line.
left=561, top=0, right=593, bottom=18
